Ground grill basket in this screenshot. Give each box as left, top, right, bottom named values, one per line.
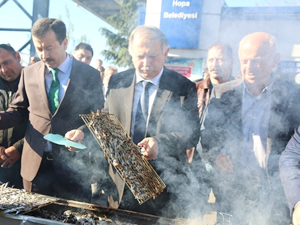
left=80, top=110, right=166, bottom=205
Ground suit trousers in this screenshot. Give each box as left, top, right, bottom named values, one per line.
left=32, top=147, right=91, bottom=202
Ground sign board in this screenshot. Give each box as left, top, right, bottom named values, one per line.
left=160, top=0, right=203, bottom=49
left=279, top=61, right=300, bottom=73
left=278, top=61, right=300, bottom=84
left=165, top=57, right=203, bottom=81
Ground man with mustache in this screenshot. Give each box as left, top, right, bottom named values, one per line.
left=101, top=25, right=200, bottom=218
left=197, top=43, right=234, bottom=123
left=186, top=43, right=235, bottom=163
left=0, top=44, right=27, bottom=188
left=200, top=32, right=299, bottom=224
left=0, top=18, right=104, bottom=201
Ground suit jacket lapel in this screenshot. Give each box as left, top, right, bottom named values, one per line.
left=233, top=85, right=243, bottom=133
left=148, top=88, right=171, bottom=127
left=53, top=57, right=76, bottom=116
left=123, top=73, right=135, bottom=134
left=267, top=79, right=289, bottom=155
left=147, top=70, right=172, bottom=134
left=37, top=64, right=50, bottom=113
left=56, top=59, right=75, bottom=114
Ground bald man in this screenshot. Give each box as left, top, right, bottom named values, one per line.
left=200, top=32, right=300, bottom=224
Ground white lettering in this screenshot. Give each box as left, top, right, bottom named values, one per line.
left=163, top=12, right=198, bottom=20
left=172, top=0, right=190, bottom=8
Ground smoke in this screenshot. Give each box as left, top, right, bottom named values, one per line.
left=198, top=75, right=299, bottom=225
left=11, top=2, right=300, bottom=225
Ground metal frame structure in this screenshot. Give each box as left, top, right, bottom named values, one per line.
left=0, top=0, right=49, bottom=56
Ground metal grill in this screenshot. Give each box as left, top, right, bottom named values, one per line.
left=0, top=185, right=56, bottom=214
left=80, top=110, right=166, bottom=205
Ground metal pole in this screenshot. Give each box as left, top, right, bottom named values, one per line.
left=0, top=28, right=31, bottom=32
left=18, top=40, right=31, bottom=52
left=30, top=0, right=50, bottom=56
left=0, top=0, right=9, bottom=9
left=13, top=0, right=32, bottom=20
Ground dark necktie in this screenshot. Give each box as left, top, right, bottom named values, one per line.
left=48, top=68, right=60, bottom=114
left=132, top=81, right=152, bottom=144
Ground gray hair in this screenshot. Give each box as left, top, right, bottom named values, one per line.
left=128, top=25, right=169, bottom=55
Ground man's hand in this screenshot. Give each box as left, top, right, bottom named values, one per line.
left=186, top=147, right=195, bottom=163
left=0, top=146, right=6, bottom=163
left=215, top=154, right=234, bottom=173
left=64, top=129, right=85, bottom=151
left=138, top=137, right=158, bottom=160
left=1, top=146, right=20, bottom=168
left=293, top=203, right=300, bottom=225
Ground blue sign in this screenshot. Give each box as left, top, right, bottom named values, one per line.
left=138, top=7, right=146, bottom=26
left=279, top=61, right=300, bottom=73
left=160, top=0, right=203, bottom=49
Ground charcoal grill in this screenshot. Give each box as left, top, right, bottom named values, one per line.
left=0, top=186, right=191, bottom=225
left=79, top=110, right=166, bottom=205
left=0, top=185, right=56, bottom=214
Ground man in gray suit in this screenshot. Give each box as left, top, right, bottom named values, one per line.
left=0, top=18, right=104, bottom=201
left=102, top=25, right=200, bottom=218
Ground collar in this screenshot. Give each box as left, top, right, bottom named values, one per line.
left=197, top=76, right=211, bottom=89
left=0, top=74, right=21, bottom=88
left=135, top=67, right=164, bottom=86
left=46, top=53, right=71, bottom=74
left=243, top=75, right=274, bottom=99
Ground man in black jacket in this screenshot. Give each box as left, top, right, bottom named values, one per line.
left=0, top=44, right=27, bottom=188
left=201, top=32, right=299, bottom=224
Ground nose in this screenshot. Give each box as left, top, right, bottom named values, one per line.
left=212, top=59, right=218, bottom=67
left=142, top=56, right=150, bottom=66
left=1, top=64, right=8, bottom=74
left=40, top=49, right=48, bottom=60
left=245, top=60, right=256, bottom=72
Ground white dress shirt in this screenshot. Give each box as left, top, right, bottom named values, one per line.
left=130, top=68, right=164, bottom=137
left=45, top=54, right=72, bottom=102
left=45, top=54, right=72, bottom=152
left=242, top=80, right=273, bottom=171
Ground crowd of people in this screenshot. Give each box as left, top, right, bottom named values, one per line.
left=1, top=17, right=300, bottom=225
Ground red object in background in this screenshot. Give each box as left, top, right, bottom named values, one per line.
left=165, top=65, right=191, bottom=78
left=188, top=62, right=195, bottom=68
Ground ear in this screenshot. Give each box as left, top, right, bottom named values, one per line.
left=62, top=38, right=68, bottom=51
left=16, top=52, right=21, bottom=62
left=163, top=47, right=170, bottom=62
left=272, top=52, right=280, bottom=68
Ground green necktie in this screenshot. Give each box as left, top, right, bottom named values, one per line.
left=48, top=68, right=60, bottom=114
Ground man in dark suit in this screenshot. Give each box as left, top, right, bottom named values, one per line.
left=201, top=32, right=300, bottom=224
left=0, top=18, right=104, bottom=201
left=102, top=25, right=200, bottom=218
left=280, top=128, right=300, bottom=225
